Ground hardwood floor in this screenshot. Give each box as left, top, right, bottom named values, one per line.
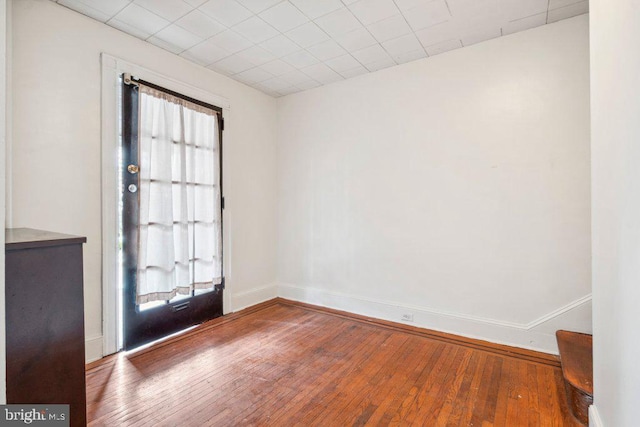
left=86, top=299, right=580, bottom=426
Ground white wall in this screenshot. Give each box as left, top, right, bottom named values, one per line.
left=10, top=0, right=278, bottom=362
left=0, top=0, right=7, bottom=405
left=276, top=15, right=591, bottom=354
left=590, top=0, right=640, bottom=426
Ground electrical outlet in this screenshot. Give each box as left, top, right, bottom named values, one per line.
left=401, top=313, right=414, bottom=322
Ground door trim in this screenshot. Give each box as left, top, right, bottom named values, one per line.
left=100, top=54, right=232, bottom=357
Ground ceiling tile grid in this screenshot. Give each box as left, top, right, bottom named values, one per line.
left=53, top=0, right=590, bottom=97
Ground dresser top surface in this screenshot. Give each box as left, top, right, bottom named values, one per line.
left=5, top=228, right=87, bottom=250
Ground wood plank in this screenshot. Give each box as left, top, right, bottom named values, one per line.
left=86, top=300, right=575, bottom=426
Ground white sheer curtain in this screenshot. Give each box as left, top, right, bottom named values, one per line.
left=136, top=85, right=222, bottom=304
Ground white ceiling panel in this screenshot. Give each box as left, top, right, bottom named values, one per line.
left=199, top=0, right=252, bottom=27
left=348, top=0, right=400, bottom=26
left=424, top=38, right=462, bottom=56
left=326, top=54, right=362, bottom=72
left=404, top=1, right=451, bottom=31
left=237, top=44, right=278, bottom=65
left=259, top=34, right=301, bottom=56
left=315, top=8, right=362, bottom=38
left=259, top=2, right=309, bottom=32
left=282, top=50, right=320, bottom=68
left=54, top=0, right=589, bottom=97
left=334, top=27, right=377, bottom=52
left=151, top=24, right=202, bottom=52
left=236, top=0, right=282, bottom=14
left=109, top=4, right=170, bottom=38
left=286, top=22, right=330, bottom=48
left=175, top=10, right=225, bottom=39
left=306, top=39, right=347, bottom=61
left=134, top=0, right=193, bottom=21
left=209, top=30, right=253, bottom=53
left=58, top=0, right=111, bottom=22
left=232, top=16, right=279, bottom=43
left=290, top=0, right=343, bottom=20
left=367, top=14, right=411, bottom=43
left=502, top=12, right=546, bottom=35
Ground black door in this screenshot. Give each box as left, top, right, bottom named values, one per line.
left=121, top=78, right=224, bottom=350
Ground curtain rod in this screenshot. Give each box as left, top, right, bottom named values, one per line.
left=122, top=73, right=223, bottom=115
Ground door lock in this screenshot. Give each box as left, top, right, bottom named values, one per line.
left=127, top=164, right=140, bottom=174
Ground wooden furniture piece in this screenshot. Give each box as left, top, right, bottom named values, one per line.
left=5, top=228, right=87, bottom=427
left=556, top=330, right=593, bottom=425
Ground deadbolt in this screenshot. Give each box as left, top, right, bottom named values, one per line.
left=127, top=164, right=140, bottom=174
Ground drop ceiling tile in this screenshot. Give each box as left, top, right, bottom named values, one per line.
left=365, top=56, right=395, bottom=71
left=198, top=0, right=253, bottom=27
left=500, top=0, right=548, bottom=21
left=461, top=26, right=501, bottom=46
left=446, top=0, right=500, bottom=19
left=184, top=0, right=207, bottom=7
left=367, top=14, right=411, bottom=42
left=183, top=38, right=231, bottom=64
left=548, top=0, right=584, bottom=9
left=502, top=12, right=546, bottom=35
left=414, top=20, right=457, bottom=47
left=382, top=33, right=423, bottom=56
left=237, top=45, right=277, bottom=65
left=261, top=76, right=291, bottom=91
left=307, top=39, right=347, bottom=60
left=424, top=38, right=462, bottom=56
left=290, top=0, right=343, bottom=19
left=134, top=0, right=193, bottom=21
left=301, top=63, right=343, bottom=84
left=351, top=43, right=390, bottom=64
left=282, top=50, right=319, bottom=68
left=547, top=1, right=588, bottom=23
left=179, top=50, right=211, bottom=66
left=315, top=8, right=362, bottom=37
left=233, top=16, right=279, bottom=43
left=395, top=48, right=426, bottom=64
left=236, top=0, right=282, bottom=13
left=209, top=29, right=253, bottom=53
left=110, top=3, right=171, bottom=38
left=281, top=69, right=317, bottom=86
left=326, top=54, right=361, bottom=72
left=259, top=2, right=309, bottom=32
left=58, top=0, right=111, bottom=22
left=176, top=10, right=226, bottom=39
left=348, top=0, right=400, bottom=26
left=259, top=59, right=296, bottom=76
left=278, top=86, right=302, bottom=95
left=403, top=1, right=450, bottom=31
left=334, top=27, right=377, bottom=51
left=150, top=24, right=202, bottom=53
left=64, top=0, right=131, bottom=16
left=295, top=79, right=321, bottom=90
left=259, top=35, right=301, bottom=56
left=394, top=0, right=430, bottom=11
left=235, top=67, right=274, bottom=83
left=210, top=54, right=255, bottom=74
left=286, top=22, right=330, bottom=47
left=148, top=36, right=185, bottom=54
left=339, top=65, right=368, bottom=79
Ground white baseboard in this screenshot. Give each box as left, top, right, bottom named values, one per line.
left=277, top=283, right=591, bottom=354
left=85, top=335, right=103, bottom=364
left=230, top=284, right=278, bottom=313
left=589, top=405, right=603, bottom=427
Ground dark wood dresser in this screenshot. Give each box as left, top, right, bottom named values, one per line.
left=5, top=228, right=87, bottom=427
